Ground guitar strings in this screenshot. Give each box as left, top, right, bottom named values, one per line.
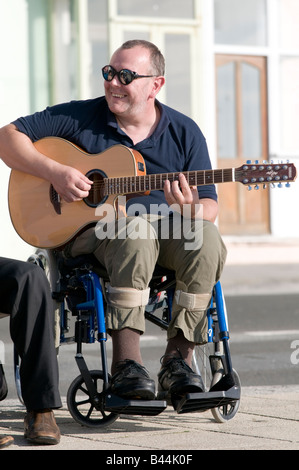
left=89, top=169, right=234, bottom=194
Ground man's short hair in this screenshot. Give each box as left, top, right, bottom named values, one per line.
left=120, top=39, right=165, bottom=76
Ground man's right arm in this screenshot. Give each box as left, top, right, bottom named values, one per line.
left=0, top=124, right=92, bottom=202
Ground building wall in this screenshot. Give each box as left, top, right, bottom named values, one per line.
left=0, top=0, right=33, bottom=259
left=0, top=0, right=298, bottom=261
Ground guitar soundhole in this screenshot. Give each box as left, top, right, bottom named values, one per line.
left=84, top=169, right=107, bottom=208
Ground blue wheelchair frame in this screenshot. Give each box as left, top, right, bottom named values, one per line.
left=55, top=259, right=240, bottom=427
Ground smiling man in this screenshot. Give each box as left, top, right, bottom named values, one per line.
left=0, top=40, right=227, bottom=404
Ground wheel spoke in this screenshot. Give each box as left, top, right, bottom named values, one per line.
left=86, top=404, right=94, bottom=419
left=75, top=397, right=91, bottom=406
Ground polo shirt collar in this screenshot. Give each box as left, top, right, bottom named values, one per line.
left=106, top=99, right=170, bottom=148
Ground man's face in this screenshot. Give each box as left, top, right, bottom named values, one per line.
left=104, top=46, right=160, bottom=119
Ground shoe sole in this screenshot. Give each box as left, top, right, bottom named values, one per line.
left=24, top=435, right=60, bottom=445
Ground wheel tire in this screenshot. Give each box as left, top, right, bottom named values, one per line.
left=67, top=370, right=119, bottom=428
left=211, top=369, right=241, bottom=423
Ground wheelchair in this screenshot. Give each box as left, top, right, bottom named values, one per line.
left=27, top=248, right=241, bottom=428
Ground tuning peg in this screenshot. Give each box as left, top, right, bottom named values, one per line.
left=254, top=184, right=259, bottom=190
left=271, top=183, right=275, bottom=188
left=286, top=183, right=291, bottom=188
left=246, top=160, right=252, bottom=164
left=278, top=183, right=282, bottom=188
left=247, top=185, right=252, bottom=191
left=263, top=184, right=267, bottom=189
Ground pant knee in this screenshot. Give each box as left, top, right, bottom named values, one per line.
left=106, top=285, right=150, bottom=308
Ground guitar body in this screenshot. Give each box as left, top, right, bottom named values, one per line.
left=8, top=137, right=146, bottom=248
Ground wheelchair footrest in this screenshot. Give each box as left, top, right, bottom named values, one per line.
left=174, top=386, right=241, bottom=414
left=105, top=393, right=167, bottom=416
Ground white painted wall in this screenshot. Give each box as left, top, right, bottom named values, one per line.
left=0, top=0, right=34, bottom=260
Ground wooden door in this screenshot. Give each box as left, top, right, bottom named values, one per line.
left=215, top=54, right=269, bottom=235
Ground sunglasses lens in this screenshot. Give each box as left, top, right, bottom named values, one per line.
left=102, top=66, right=115, bottom=82
left=119, top=69, right=134, bottom=85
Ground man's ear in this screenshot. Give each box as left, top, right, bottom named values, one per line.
left=150, top=76, right=165, bottom=98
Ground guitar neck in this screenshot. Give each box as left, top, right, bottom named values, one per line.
left=106, top=168, right=234, bottom=195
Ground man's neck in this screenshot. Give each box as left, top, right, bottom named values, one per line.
left=116, top=105, right=160, bottom=145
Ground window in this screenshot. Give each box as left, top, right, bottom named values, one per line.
left=241, top=62, right=261, bottom=159
left=280, top=57, right=299, bottom=155
left=217, top=62, right=237, bottom=158
left=27, top=0, right=51, bottom=110
left=165, top=34, right=191, bottom=116
left=88, top=0, right=109, bottom=98
left=279, top=0, right=299, bottom=50
left=214, top=0, right=267, bottom=46
left=117, top=0, right=195, bottom=19
left=278, top=0, right=299, bottom=155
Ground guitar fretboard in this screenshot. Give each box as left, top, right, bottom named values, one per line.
left=104, top=169, right=234, bottom=195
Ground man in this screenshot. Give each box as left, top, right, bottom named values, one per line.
left=0, top=40, right=227, bottom=403
left=0, top=258, right=61, bottom=445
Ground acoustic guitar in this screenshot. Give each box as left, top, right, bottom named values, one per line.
left=8, top=137, right=297, bottom=248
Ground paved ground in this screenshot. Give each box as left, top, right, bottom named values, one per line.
left=0, top=237, right=298, bottom=452
left=0, top=385, right=298, bottom=451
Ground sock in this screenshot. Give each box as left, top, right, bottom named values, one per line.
left=162, top=330, right=195, bottom=367
left=111, top=328, right=143, bottom=375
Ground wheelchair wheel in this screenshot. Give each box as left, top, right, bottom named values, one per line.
left=67, top=370, right=119, bottom=428
left=210, top=369, right=241, bottom=423
left=192, top=343, right=218, bottom=390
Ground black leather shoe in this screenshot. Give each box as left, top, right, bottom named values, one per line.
left=111, top=359, right=156, bottom=400
left=0, top=363, right=8, bottom=401
left=158, top=356, right=204, bottom=396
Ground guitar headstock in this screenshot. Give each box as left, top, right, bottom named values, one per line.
left=235, top=161, right=297, bottom=190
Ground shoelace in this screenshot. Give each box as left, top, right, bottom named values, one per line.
left=114, top=359, right=149, bottom=376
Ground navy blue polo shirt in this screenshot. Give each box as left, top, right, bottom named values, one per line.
left=12, top=97, right=217, bottom=212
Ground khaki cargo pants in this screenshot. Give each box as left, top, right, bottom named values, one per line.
left=65, top=215, right=227, bottom=344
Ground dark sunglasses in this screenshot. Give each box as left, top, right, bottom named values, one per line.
left=102, top=65, right=156, bottom=85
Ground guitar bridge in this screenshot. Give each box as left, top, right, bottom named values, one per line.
left=49, top=184, right=61, bottom=215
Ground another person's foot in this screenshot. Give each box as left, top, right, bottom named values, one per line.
left=0, top=435, right=14, bottom=449
left=158, top=355, right=204, bottom=398
left=111, top=359, right=156, bottom=400
left=24, top=409, right=60, bottom=445
left=0, top=363, right=8, bottom=401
